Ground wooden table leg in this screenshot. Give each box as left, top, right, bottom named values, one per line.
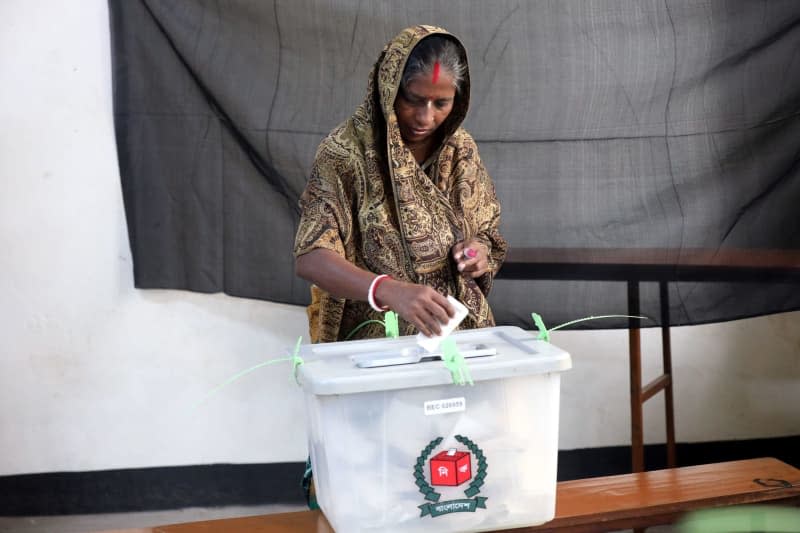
left=628, top=280, right=644, bottom=473
left=660, top=281, right=677, bottom=468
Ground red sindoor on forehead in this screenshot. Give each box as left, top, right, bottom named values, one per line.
left=432, top=61, right=440, bottom=84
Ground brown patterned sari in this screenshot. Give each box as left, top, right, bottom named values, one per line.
left=294, top=25, right=507, bottom=343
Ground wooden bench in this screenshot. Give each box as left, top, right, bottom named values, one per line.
left=105, top=458, right=800, bottom=533
left=501, top=457, right=800, bottom=532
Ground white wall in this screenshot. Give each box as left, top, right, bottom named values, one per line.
left=1, top=0, right=798, bottom=477
left=557, top=314, right=800, bottom=449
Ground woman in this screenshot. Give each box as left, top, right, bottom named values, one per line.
left=294, top=24, right=507, bottom=344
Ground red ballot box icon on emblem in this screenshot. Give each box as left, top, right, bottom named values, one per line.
left=430, top=448, right=472, bottom=486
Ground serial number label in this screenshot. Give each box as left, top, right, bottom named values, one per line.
left=424, top=397, right=466, bottom=416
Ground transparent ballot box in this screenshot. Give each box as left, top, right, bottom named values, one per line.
left=296, top=326, right=572, bottom=533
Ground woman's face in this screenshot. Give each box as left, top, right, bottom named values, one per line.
left=394, top=71, right=456, bottom=145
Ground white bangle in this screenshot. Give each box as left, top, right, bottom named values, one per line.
left=368, top=274, right=391, bottom=312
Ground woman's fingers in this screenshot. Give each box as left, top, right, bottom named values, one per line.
left=458, top=256, right=485, bottom=275
left=408, top=307, right=442, bottom=337
left=454, top=239, right=489, bottom=278
left=381, top=282, right=454, bottom=336
left=414, top=292, right=452, bottom=336
left=466, top=258, right=489, bottom=278
left=451, top=241, right=465, bottom=261
left=421, top=312, right=442, bottom=337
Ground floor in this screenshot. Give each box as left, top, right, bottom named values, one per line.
left=0, top=506, right=676, bottom=533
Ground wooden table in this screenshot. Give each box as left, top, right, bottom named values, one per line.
left=102, top=458, right=800, bottom=533
left=497, top=247, right=800, bottom=473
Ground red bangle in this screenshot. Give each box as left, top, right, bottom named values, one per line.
left=368, top=274, right=391, bottom=312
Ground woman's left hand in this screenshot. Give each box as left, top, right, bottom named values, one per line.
left=451, top=239, right=490, bottom=279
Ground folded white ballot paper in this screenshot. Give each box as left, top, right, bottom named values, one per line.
left=416, top=295, right=469, bottom=353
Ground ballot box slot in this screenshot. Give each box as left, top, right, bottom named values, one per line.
left=353, top=343, right=497, bottom=368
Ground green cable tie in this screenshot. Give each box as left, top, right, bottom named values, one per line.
left=291, top=336, right=304, bottom=385
left=345, top=319, right=385, bottom=340
left=532, top=313, right=650, bottom=342
left=549, top=314, right=650, bottom=331
left=384, top=310, right=399, bottom=338
left=441, top=337, right=473, bottom=386
left=192, top=356, right=292, bottom=411
left=188, top=335, right=311, bottom=410
left=531, top=312, right=549, bottom=342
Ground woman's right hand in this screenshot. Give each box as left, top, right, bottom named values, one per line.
left=375, top=279, right=454, bottom=337
left=295, top=249, right=455, bottom=336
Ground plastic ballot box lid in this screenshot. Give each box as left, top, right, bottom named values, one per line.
left=296, top=325, right=571, bottom=395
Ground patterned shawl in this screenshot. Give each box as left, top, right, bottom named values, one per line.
left=294, top=25, right=507, bottom=343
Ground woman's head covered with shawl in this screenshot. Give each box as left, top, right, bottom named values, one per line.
left=355, top=25, right=471, bottom=150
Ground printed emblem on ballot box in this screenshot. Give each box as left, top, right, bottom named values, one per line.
left=414, top=435, right=488, bottom=518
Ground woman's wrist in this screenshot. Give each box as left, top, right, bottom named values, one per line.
left=372, top=277, right=400, bottom=311
left=368, top=274, right=392, bottom=312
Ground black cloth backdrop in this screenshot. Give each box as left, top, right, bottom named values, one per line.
left=109, top=0, right=800, bottom=329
